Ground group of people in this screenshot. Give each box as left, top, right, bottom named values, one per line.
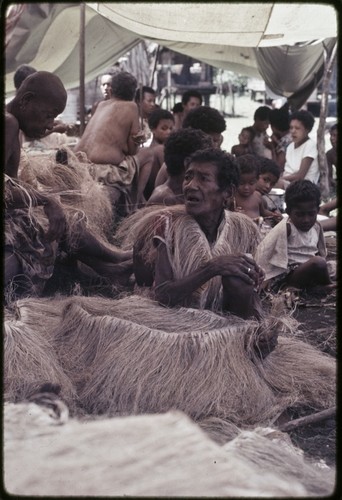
left=4, top=66, right=337, bottom=320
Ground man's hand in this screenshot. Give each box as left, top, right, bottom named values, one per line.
left=211, top=254, right=264, bottom=289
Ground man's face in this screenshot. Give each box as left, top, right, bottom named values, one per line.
left=183, top=161, right=227, bottom=219
left=100, top=75, right=112, bottom=100
left=152, top=118, right=175, bottom=144
left=183, top=96, right=202, bottom=114
left=141, top=92, right=156, bottom=117
left=20, top=96, right=60, bottom=139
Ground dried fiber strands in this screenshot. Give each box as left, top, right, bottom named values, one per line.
left=223, top=427, right=335, bottom=497
left=52, top=299, right=289, bottom=422
left=7, top=294, right=336, bottom=425
left=260, top=336, right=336, bottom=410
left=6, top=295, right=69, bottom=342
left=4, top=317, right=77, bottom=410
left=116, top=205, right=260, bottom=263
left=4, top=405, right=333, bottom=497
left=18, top=147, right=114, bottom=242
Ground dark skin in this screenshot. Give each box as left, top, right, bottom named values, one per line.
left=5, top=73, right=132, bottom=287
left=153, top=161, right=265, bottom=319
left=285, top=201, right=335, bottom=289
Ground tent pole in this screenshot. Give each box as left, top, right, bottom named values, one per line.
left=79, top=2, right=86, bottom=136
left=317, top=42, right=337, bottom=200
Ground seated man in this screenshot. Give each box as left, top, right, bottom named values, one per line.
left=134, top=149, right=265, bottom=320
left=75, top=72, right=152, bottom=216
left=173, top=89, right=203, bottom=130
left=5, top=71, right=132, bottom=298
left=91, top=73, right=113, bottom=116
left=135, top=85, right=157, bottom=146
left=147, top=128, right=213, bottom=206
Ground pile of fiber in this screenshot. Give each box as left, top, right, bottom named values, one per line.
left=18, top=146, right=114, bottom=244
left=5, top=295, right=335, bottom=428
left=4, top=306, right=76, bottom=410
left=4, top=404, right=334, bottom=497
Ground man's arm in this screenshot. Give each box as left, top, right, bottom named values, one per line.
left=154, top=241, right=257, bottom=307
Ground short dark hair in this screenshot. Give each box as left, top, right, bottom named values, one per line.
left=330, top=123, right=337, bottom=133
left=111, top=72, right=137, bottom=101
left=14, top=64, right=37, bottom=90
left=254, top=106, right=271, bottom=121
left=185, top=148, right=239, bottom=191
left=183, top=106, right=226, bottom=134
left=290, top=110, right=315, bottom=132
left=148, top=108, right=174, bottom=130
left=182, top=90, right=203, bottom=106
left=259, top=158, right=281, bottom=181
left=172, top=102, right=184, bottom=113
left=236, top=154, right=260, bottom=177
left=135, top=86, right=156, bottom=102
left=269, top=107, right=290, bottom=132
left=285, top=179, right=321, bottom=213
left=164, top=128, right=213, bottom=176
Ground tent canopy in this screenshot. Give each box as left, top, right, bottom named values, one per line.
left=5, top=2, right=338, bottom=106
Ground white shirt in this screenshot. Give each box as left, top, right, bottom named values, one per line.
left=284, top=138, right=319, bottom=184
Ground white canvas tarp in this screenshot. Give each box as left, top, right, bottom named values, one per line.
left=4, top=2, right=338, bottom=107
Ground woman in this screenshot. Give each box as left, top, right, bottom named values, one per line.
left=279, top=110, right=319, bottom=188
left=130, top=148, right=265, bottom=319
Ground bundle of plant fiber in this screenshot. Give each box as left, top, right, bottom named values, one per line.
left=5, top=406, right=321, bottom=497
left=4, top=316, right=77, bottom=411
left=51, top=297, right=292, bottom=423
left=5, top=295, right=69, bottom=343
left=18, top=146, right=114, bottom=242
left=223, top=426, right=335, bottom=497
left=258, top=336, right=336, bottom=410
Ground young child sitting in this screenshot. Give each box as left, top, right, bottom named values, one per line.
left=234, top=155, right=279, bottom=224
left=231, top=126, right=255, bottom=157
left=255, top=179, right=335, bottom=292
left=256, top=158, right=283, bottom=223
left=142, top=108, right=175, bottom=200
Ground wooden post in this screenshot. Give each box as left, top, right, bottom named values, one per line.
left=79, top=2, right=86, bottom=136
left=317, top=42, right=337, bottom=200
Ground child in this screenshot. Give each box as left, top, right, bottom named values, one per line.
left=231, top=126, right=255, bottom=157
left=234, top=155, right=279, bottom=223
left=255, top=180, right=335, bottom=292
left=147, top=128, right=213, bottom=206
left=256, top=158, right=283, bottom=222
left=142, top=108, right=175, bottom=200
left=326, top=123, right=337, bottom=195
left=278, top=110, right=319, bottom=188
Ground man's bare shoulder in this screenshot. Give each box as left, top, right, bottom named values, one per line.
left=148, top=184, right=181, bottom=206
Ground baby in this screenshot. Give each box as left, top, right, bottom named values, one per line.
left=255, top=179, right=335, bottom=292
